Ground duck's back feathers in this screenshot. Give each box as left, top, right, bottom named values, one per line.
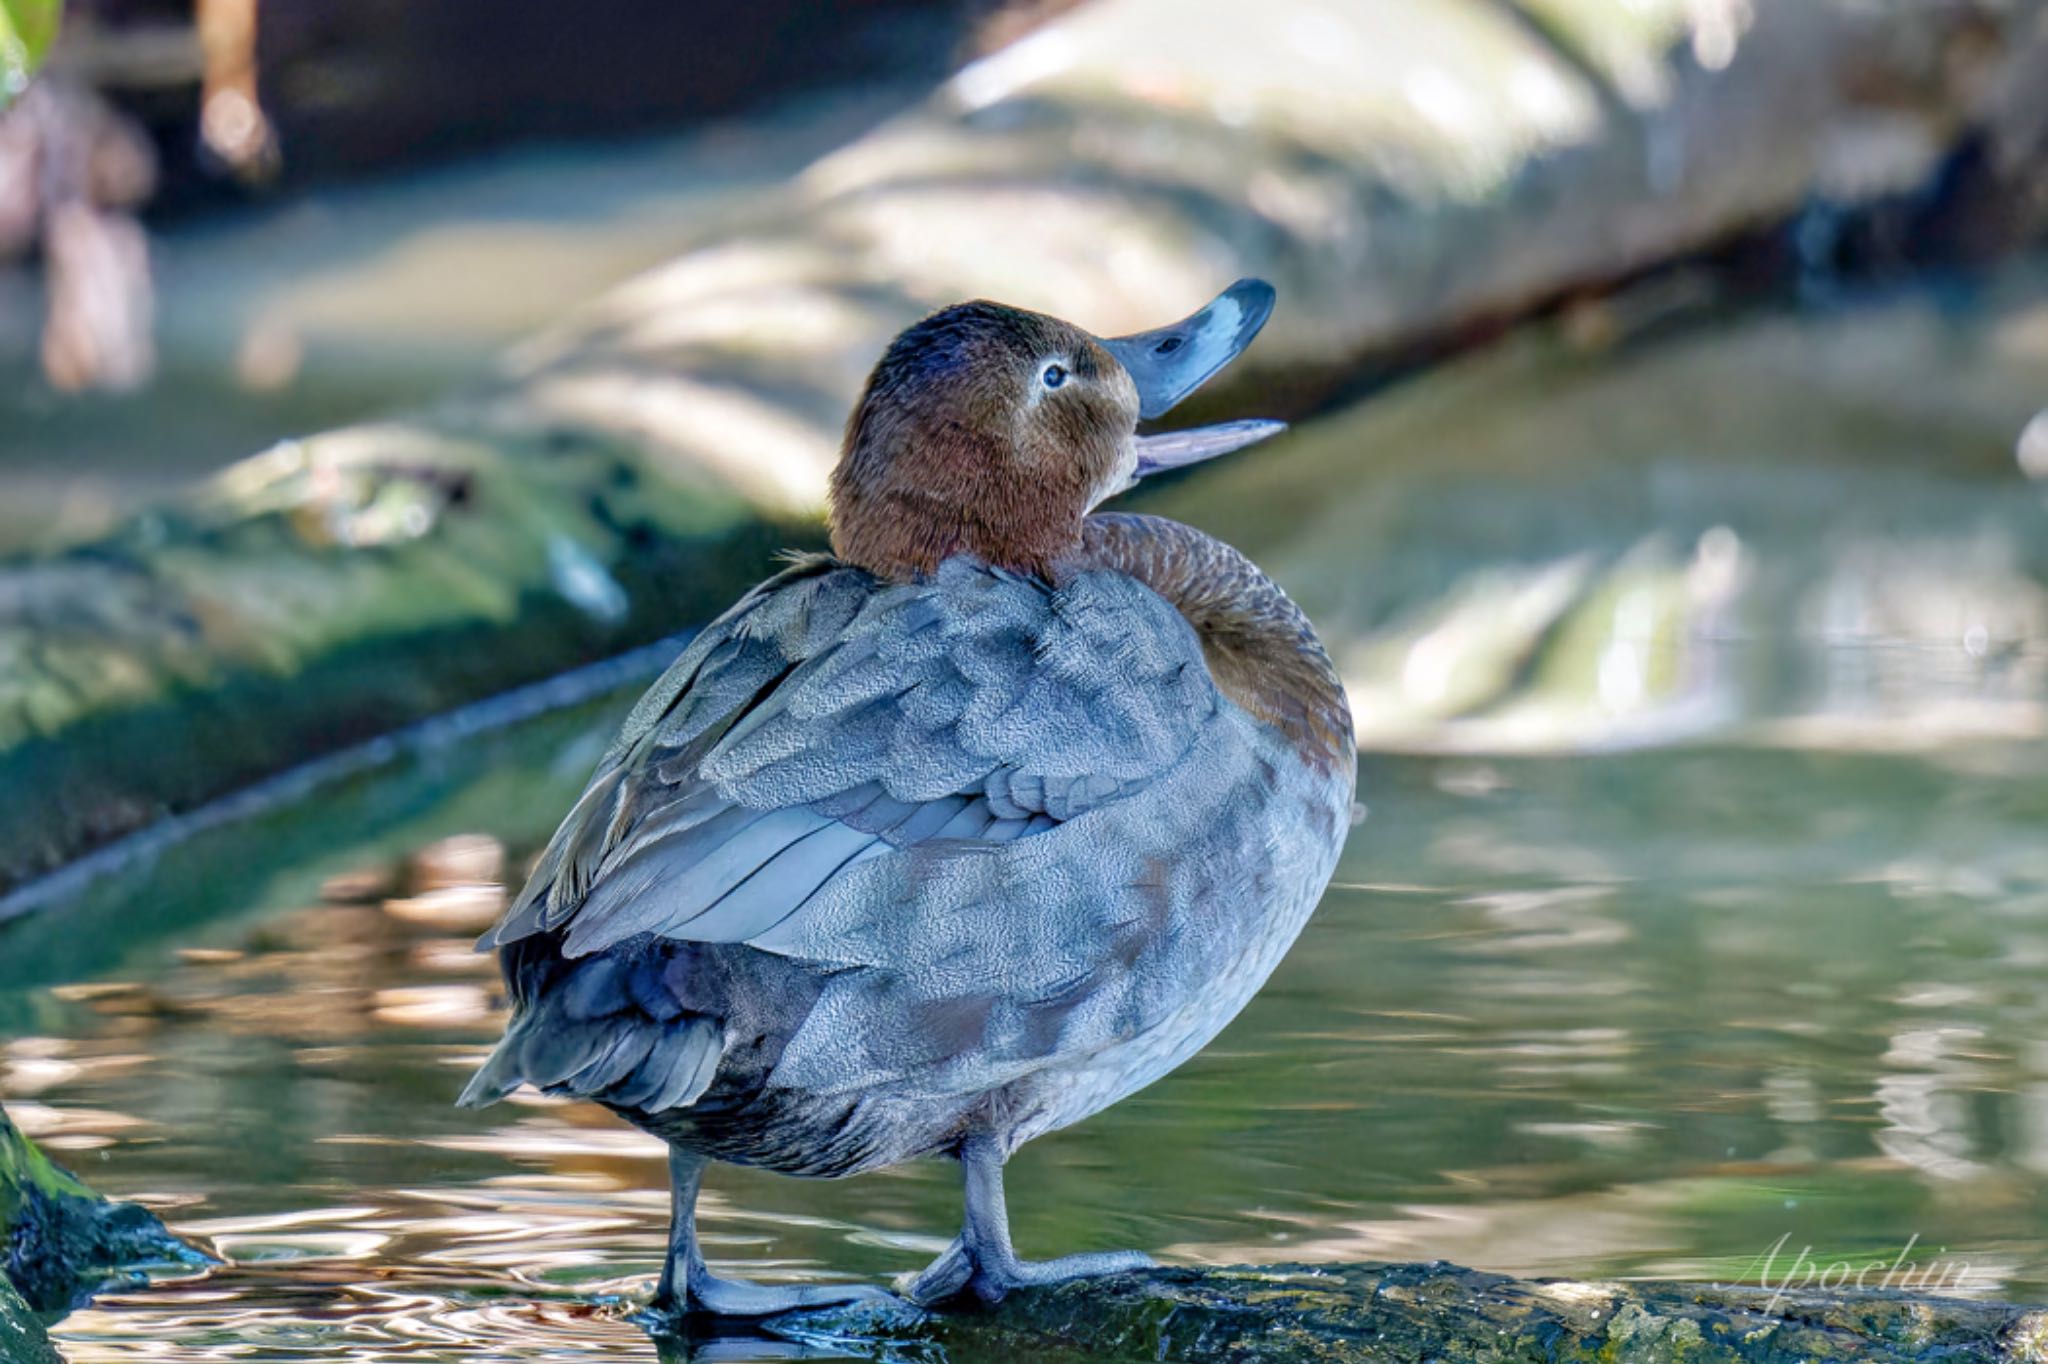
left=485, top=556, right=1216, bottom=960
left=468, top=553, right=1281, bottom=1128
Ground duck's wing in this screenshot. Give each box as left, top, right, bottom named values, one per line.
left=481, top=554, right=1222, bottom=978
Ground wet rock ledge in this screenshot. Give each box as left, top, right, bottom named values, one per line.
left=0, top=1277, right=53, bottom=1364
left=0, top=1283, right=52, bottom=1364
left=772, top=1262, right=2048, bottom=1363
left=0, top=1103, right=200, bottom=1362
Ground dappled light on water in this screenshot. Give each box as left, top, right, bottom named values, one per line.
left=7, top=710, right=2048, bottom=1357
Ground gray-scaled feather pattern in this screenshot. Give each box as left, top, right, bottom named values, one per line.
left=464, top=554, right=1351, bottom=1173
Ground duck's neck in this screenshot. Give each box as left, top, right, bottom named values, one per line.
left=832, top=483, right=1082, bottom=583
left=1070, top=513, right=1353, bottom=776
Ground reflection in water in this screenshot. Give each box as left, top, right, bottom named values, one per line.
left=6, top=719, right=2048, bottom=1359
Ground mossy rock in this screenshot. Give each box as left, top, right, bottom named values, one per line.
left=0, top=1104, right=204, bottom=1313
left=761, top=1262, right=2048, bottom=1363
left=0, top=1273, right=59, bottom=1364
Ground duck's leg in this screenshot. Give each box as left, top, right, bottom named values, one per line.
left=647, top=1148, right=892, bottom=1319
left=899, top=1133, right=1153, bottom=1306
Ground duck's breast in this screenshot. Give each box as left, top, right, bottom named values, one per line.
left=998, top=700, right=1353, bottom=1148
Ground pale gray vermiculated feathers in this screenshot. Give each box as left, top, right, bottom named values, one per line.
left=463, top=554, right=1253, bottom=1116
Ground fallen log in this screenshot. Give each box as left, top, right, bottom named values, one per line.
left=3, top=0, right=2046, bottom=898
left=756, top=1262, right=2048, bottom=1363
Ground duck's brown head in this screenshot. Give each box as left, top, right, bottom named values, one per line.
left=830, top=280, right=1282, bottom=580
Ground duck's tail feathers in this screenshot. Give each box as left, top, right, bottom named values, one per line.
left=457, top=1008, right=728, bottom=1115
left=457, top=1041, right=527, bottom=1110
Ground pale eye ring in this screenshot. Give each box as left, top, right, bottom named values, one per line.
left=1040, top=363, right=1067, bottom=390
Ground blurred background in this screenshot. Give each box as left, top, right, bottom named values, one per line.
left=5, top=1, right=2048, bottom=1360
left=0, top=0, right=1033, bottom=544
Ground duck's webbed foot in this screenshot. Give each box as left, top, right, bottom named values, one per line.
left=899, top=1236, right=1152, bottom=1306
left=642, top=1148, right=894, bottom=1324
left=650, top=1270, right=894, bottom=1320
left=899, top=1134, right=1154, bottom=1307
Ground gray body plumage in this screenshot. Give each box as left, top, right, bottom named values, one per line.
left=465, top=548, right=1353, bottom=1177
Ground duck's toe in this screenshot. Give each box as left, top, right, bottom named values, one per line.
left=637, top=1273, right=896, bottom=1324
left=997, top=1248, right=1155, bottom=1297
left=896, top=1237, right=973, bottom=1306
left=900, top=1241, right=1153, bottom=1307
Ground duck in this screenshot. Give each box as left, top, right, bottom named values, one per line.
left=460, top=279, right=1356, bottom=1315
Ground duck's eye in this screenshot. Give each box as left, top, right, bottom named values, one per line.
left=1040, top=363, right=1067, bottom=390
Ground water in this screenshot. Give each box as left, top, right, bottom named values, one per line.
left=2, top=681, right=2047, bottom=1360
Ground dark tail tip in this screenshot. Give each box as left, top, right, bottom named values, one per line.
left=455, top=1053, right=521, bottom=1110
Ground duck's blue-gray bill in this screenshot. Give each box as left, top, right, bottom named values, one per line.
left=1100, top=278, right=1277, bottom=421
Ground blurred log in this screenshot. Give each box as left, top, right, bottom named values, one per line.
left=0, top=1101, right=200, bottom=1328
left=752, top=1262, right=2048, bottom=1363
left=0, top=422, right=807, bottom=906
left=3, top=0, right=2048, bottom=900
left=1136, top=284, right=2048, bottom=756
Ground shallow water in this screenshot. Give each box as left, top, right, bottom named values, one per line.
left=5, top=682, right=2048, bottom=1361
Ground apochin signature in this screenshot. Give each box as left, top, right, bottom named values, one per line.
left=1725, top=1233, right=1979, bottom=1313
